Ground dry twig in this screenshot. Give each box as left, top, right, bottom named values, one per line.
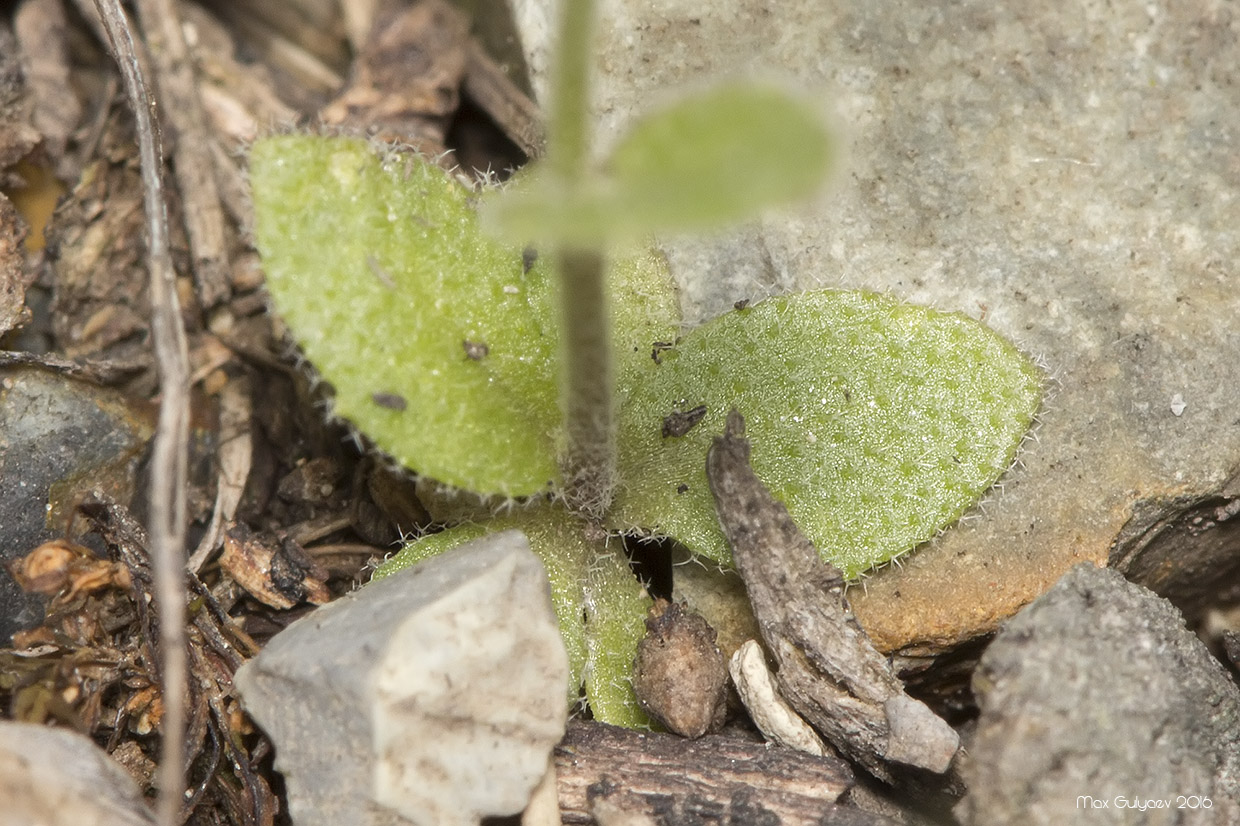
left=555, top=720, right=857, bottom=826
left=89, top=3, right=191, bottom=824
left=706, top=410, right=960, bottom=781
left=133, top=0, right=232, bottom=308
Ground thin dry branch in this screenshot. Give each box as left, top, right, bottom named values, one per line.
left=134, top=0, right=232, bottom=308
left=89, top=3, right=191, bottom=825
left=555, top=720, right=859, bottom=825
left=706, top=410, right=960, bottom=781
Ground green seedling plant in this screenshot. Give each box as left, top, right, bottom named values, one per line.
left=249, top=0, right=1042, bottom=727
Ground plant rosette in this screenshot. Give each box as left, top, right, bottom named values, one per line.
left=250, top=134, right=1041, bottom=726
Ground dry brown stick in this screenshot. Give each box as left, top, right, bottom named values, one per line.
left=187, top=373, right=252, bottom=573
left=89, top=3, right=191, bottom=825
left=464, top=39, right=545, bottom=159
left=555, top=720, right=863, bottom=826
left=706, top=410, right=959, bottom=781
left=134, top=0, right=232, bottom=308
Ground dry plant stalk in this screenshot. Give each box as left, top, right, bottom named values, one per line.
left=706, top=410, right=959, bottom=781
left=90, top=2, right=191, bottom=824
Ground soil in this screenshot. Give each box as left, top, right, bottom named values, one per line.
left=0, top=1, right=529, bottom=823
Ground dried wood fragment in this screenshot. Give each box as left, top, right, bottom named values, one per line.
left=705, top=410, right=960, bottom=780
left=464, top=39, right=544, bottom=158
left=188, top=373, right=252, bottom=572
left=319, top=0, right=469, bottom=152
left=219, top=522, right=329, bottom=610
left=555, top=720, right=865, bottom=826
left=134, top=0, right=232, bottom=308
left=729, top=639, right=828, bottom=757
left=14, top=0, right=84, bottom=178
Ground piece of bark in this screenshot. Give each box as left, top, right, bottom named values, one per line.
left=705, top=410, right=959, bottom=780
left=188, top=372, right=252, bottom=572
left=14, top=0, right=84, bottom=180
left=206, top=0, right=343, bottom=111
left=134, top=0, right=232, bottom=309
left=555, top=720, right=877, bottom=826
left=463, top=38, right=544, bottom=158
left=219, top=521, right=329, bottom=610
left=319, top=0, right=469, bottom=152
left=631, top=598, right=727, bottom=738
left=0, top=23, right=41, bottom=173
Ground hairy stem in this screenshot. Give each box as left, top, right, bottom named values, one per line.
left=547, top=0, right=614, bottom=516
left=559, top=247, right=614, bottom=518
left=547, top=0, right=594, bottom=182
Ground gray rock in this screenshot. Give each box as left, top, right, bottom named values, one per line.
left=959, top=563, right=1240, bottom=825
left=234, top=530, right=569, bottom=826
left=0, top=365, right=152, bottom=642
left=511, top=0, right=1240, bottom=656
left=0, top=720, right=156, bottom=825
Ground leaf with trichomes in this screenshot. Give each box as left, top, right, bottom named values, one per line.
left=249, top=135, right=678, bottom=498
left=609, top=290, right=1042, bottom=579
left=372, top=508, right=651, bottom=726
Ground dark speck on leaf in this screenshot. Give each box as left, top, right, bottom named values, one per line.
left=663, top=405, right=708, bottom=438
left=365, top=254, right=396, bottom=289
left=677, top=483, right=689, bottom=494
left=371, top=392, right=406, bottom=411
left=522, top=246, right=538, bottom=273
left=463, top=340, right=489, bottom=361
left=652, top=340, right=675, bottom=364
left=734, top=298, right=751, bottom=311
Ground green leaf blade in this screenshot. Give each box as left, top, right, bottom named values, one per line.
left=605, top=82, right=834, bottom=234
left=372, top=508, right=651, bottom=726
left=610, top=290, right=1042, bottom=579
left=251, top=135, right=561, bottom=497
left=251, top=136, right=681, bottom=499
left=483, top=83, right=834, bottom=246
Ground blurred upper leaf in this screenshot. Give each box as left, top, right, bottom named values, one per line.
left=485, top=83, right=834, bottom=245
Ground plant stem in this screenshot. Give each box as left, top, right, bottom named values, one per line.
left=559, top=247, right=614, bottom=518
left=548, top=0, right=594, bottom=182
left=547, top=0, right=615, bottom=517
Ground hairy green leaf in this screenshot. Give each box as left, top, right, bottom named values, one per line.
left=609, top=290, right=1042, bottom=579
left=250, top=135, right=677, bottom=497
left=372, top=508, right=651, bottom=725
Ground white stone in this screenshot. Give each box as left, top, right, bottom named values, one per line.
left=0, top=721, right=156, bottom=826
left=234, top=530, right=568, bottom=826
left=728, top=639, right=826, bottom=756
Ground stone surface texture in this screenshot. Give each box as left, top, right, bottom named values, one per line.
left=234, top=530, right=569, bottom=826
left=0, top=365, right=153, bottom=642
left=0, top=720, right=157, bottom=825
left=512, top=0, right=1240, bottom=653
left=960, top=563, right=1240, bottom=825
